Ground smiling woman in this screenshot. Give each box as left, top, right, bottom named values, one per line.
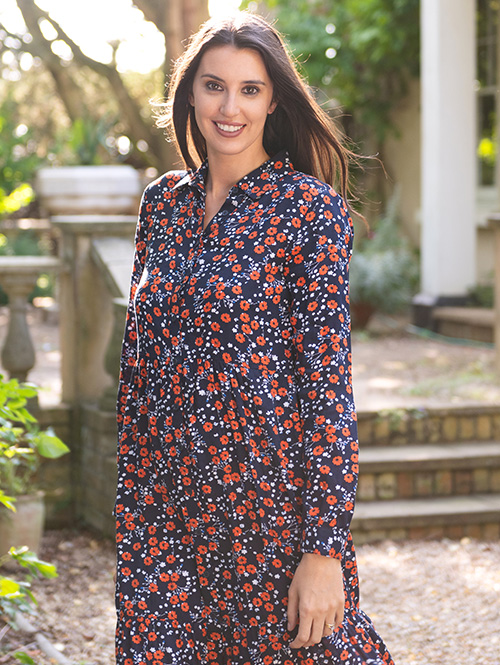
left=114, top=10, right=395, bottom=665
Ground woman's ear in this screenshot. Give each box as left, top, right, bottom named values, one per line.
left=268, top=99, right=277, bottom=114
left=188, top=92, right=194, bottom=107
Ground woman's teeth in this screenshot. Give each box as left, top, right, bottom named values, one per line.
left=216, top=123, right=244, bottom=132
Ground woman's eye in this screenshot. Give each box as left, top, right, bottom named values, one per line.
left=206, top=81, right=222, bottom=91
left=243, top=86, right=259, bottom=95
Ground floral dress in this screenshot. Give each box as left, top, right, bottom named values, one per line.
left=114, top=151, right=394, bottom=665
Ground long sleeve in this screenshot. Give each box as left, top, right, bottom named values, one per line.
left=283, top=182, right=358, bottom=560
left=116, top=186, right=150, bottom=430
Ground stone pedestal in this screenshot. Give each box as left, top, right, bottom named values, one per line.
left=36, top=165, right=142, bottom=216
left=488, top=213, right=500, bottom=371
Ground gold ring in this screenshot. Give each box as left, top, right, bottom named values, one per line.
left=326, top=622, right=335, bottom=630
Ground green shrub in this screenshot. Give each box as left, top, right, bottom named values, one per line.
left=349, top=192, right=419, bottom=315
left=0, top=377, right=67, bottom=663
left=0, top=375, right=69, bottom=501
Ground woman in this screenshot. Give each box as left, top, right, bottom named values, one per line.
left=115, top=11, right=394, bottom=665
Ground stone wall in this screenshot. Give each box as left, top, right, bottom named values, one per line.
left=37, top=405, right=74, bottom=528
left=78, top=405, right=117, bottom=538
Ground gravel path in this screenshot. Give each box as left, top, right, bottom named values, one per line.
left=358, top=538, right=500, bottom=664
left=2, top=530, right=498, bottom=664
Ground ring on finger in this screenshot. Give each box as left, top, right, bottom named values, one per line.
left=326, top=622, right=335, bottom=630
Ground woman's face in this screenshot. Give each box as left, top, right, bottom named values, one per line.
left=189, top=45, right=277, bottom=165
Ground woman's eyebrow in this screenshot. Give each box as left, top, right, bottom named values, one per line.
left=200, top=73, right=267, bottom=85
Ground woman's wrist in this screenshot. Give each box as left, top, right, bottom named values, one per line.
left=301, top=551, right=342, bottom=565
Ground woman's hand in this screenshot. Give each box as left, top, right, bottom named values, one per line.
left=287, top=552, right=344, bottom=649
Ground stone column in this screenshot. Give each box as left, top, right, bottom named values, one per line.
left=415, top=0, right=477, bottom=325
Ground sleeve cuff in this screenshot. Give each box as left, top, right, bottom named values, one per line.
left=300, top=522, right=350, bottom=559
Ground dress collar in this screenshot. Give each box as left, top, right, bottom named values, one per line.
left=172, top=150, right=294, bottom=201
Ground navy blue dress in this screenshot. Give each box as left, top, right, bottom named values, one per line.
left=114, top=151, right=394, bottom=665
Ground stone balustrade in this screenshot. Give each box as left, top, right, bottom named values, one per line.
left=35, top=164, right=142, bottom=533
left=51, top=217, right=136, bottom=534
left=50, top=215, right=136, bottom=406
left=0, top=255, right=60, bottom=383
left=1, top=165, right=141, bottom=533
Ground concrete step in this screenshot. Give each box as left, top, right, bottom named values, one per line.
left=351, top=494, right=500, bottom=543
left=360, top=440, right=500, bottom=472
left=357, top=404, right=500, bottom=449
left=357, top=441, right=500, bottom=501
left=432, top=305, right=493, bottom=343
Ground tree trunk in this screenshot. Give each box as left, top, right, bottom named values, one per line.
left=16, top=0, right=84, bottom=122
left=164, top=1, right=184, bottom=77
left=183, top=0, right=210, bottom=38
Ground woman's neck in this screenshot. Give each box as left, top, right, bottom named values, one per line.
left=205, top=148, right=269, bottom=200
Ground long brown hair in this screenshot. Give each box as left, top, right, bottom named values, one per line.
left=156, top=12, right=356, bottom=203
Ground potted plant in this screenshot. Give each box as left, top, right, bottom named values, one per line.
left=0, top=375, right=69, bottom=556
left=349, top=192, right=419, bottom=328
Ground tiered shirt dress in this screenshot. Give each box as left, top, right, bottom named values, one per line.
left=114, top=151, right=394, bottom=665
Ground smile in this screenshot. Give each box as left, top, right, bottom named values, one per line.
left=214, top=122, right=245, bottom=133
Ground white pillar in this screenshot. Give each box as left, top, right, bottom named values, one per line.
left=420, top=0, right=476, bottom=299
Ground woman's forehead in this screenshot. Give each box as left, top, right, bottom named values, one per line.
left=196, top=45, right=270, bottom=82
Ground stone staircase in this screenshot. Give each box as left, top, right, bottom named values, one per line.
left=350, top=406, right=500, bottom=543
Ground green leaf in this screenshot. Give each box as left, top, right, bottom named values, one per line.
left=32, top=430, right=70, bottom=459
left=0, top=577, right=22, bottom=597
left=0, top=489, right=16, bottom=510
left=24, top=586, right=38, bottom=606
left=14, top=652, right=36, bottom=664
left=9, top=548, right=58, bottom=578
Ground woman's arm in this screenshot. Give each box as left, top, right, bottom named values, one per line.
left=116, top=187, right=150, bottom=428
left=283, top=181, right=358, bottom=646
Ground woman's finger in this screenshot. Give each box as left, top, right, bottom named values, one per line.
left=287, top=586, right=299, bottom=633
left=289, top=614, right=313, bottom=649
left=322, top=617, right=336, bottom=637
left=304, top=617, right=325, bottom=647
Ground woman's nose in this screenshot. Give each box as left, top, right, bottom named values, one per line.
left=220, top=92, right=240, bottom=117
